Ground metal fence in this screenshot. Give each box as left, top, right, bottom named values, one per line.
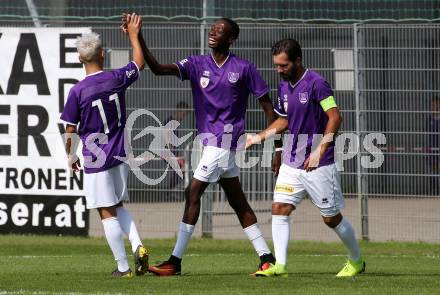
left=3, top=20, right=439, bottom=242
left=2, top=0, right=440, bottom=22
left=104, top=22, right=440, bottom=242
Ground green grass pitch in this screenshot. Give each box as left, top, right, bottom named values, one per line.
left=0, top=235, right=439, bottom=294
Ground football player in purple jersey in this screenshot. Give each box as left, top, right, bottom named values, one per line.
left=122, top=15, right=280, bottom=276
left=61, top=14, right=149, bottom=278
left=247, top=39, right=365, bottom=278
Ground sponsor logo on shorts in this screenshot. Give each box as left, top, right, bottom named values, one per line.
left=275, top=184, right=294, bottom=194
left=322, top=198, right=328, bottom=204
left=201, top=165, right=208, bottom=172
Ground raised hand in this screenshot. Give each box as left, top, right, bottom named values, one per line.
left=126, top=13, right=142, bottom=37
left=120, top=12, right=128, bottom=33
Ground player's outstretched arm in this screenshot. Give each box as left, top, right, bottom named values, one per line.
left=126, top=13, right=145, bottom=71
left=258, top=94, right=283, bottom=146
left=139, top=33, right=179, bottom=76
left=246, top=117, right=288, bottom=149
left=122, top=13, right=179, bottom=76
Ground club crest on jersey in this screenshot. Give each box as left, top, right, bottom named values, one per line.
left=283, top=94, right=288, bottom=112
left=200, top=77, right=210, bottom=88
left=299, top=92, right=309, bottom=104
left=228, top=72, right=239, bottom=83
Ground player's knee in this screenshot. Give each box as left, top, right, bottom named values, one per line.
left=97, top=206, right=117, bottom=220
left=272, top=202, right=294, bottom=215
left=322, top=214, right=342, bottom=228
left=322, top=217, right=334, bottom=227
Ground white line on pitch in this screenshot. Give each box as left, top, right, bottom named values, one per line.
left=1, top=253, right=438, bottom=259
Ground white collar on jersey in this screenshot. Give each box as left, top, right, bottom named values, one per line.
left=85, top=70, right=104, bottom=77
left=210, top=52, right=231, bottom=68
left=288, top=69, right=309, bottom=89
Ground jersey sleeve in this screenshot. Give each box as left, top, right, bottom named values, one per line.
left=313, top=78, right=334, bottom=102
left=60, top=87, right=80, bottom=125
left=245, top=63, right=269, bottom=99
left=313, top=78, right=337, bottom=111
left=116, top=61, right=140, bottom=89
left=174, top=56, right=195, bottom=81
left=274, top=85, right=287, bottom=117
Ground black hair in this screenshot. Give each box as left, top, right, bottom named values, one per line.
left=271, top=38, right=302, bottom=62
left=218, top=17, right=240, bottom=40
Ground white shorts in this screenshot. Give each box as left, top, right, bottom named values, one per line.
left=84, top=163, right=129, bottom=209
left=193, top=146, right=240, bottom=183
left=273, top=163, right=344, bottom=217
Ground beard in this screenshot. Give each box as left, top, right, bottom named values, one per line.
left=280, top=73, right=292, bottom=80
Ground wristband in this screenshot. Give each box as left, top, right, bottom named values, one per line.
left=275, top=148, right=283, bottom=152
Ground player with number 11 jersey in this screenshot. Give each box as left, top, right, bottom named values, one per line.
left=61, top=59, right=138, bottom=173
left=60, top=14, right=149, bottom=278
